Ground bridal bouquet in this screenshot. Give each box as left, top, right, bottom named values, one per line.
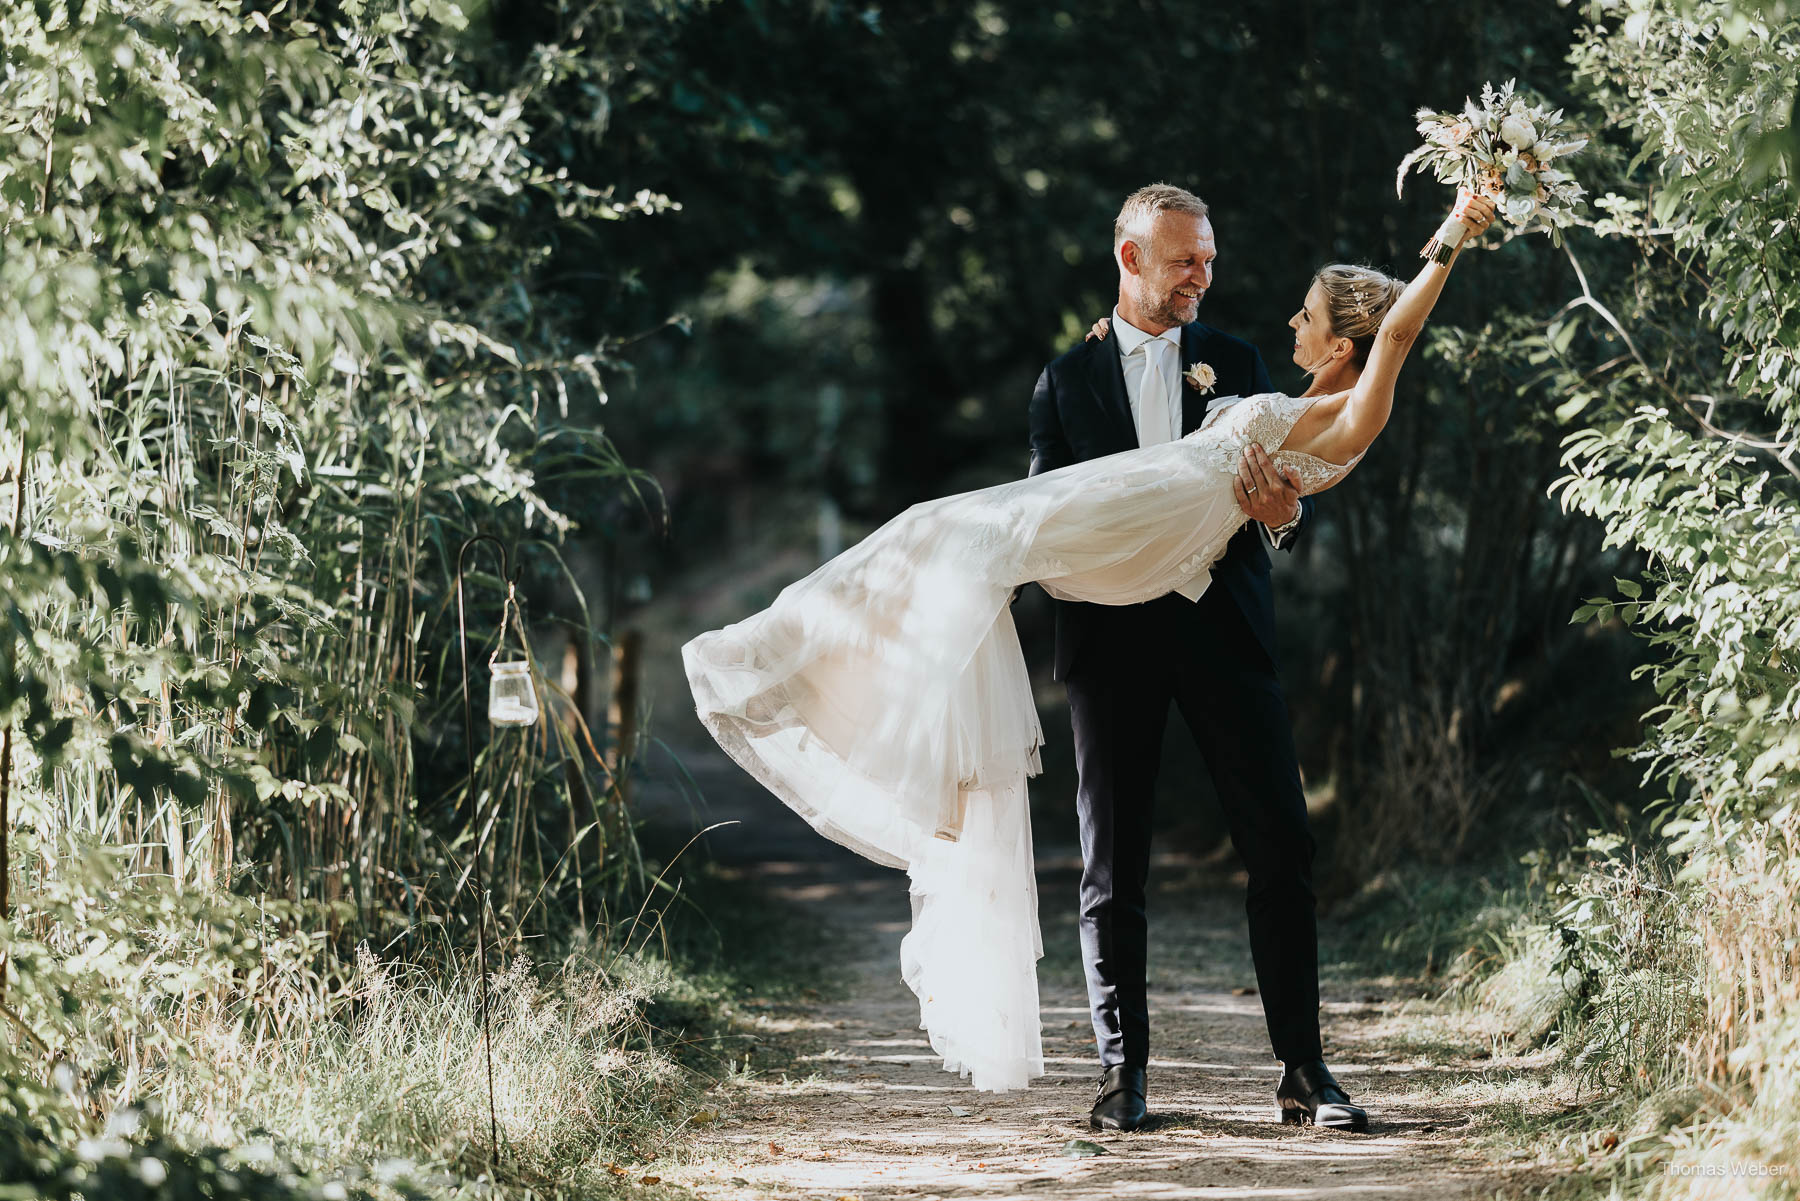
left=1397, top=79, right=1587, bottom=263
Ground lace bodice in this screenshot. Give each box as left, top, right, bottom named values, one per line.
left=1191, top=392, right=1362, bottom=494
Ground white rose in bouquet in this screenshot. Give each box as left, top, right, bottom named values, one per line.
left=1504, top=194, right=1540, bottom=223
left=1499, top=113, right=1537, bottom=150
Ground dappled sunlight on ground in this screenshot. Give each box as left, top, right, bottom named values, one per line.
left=641, top=753, right=1560, bottom=1199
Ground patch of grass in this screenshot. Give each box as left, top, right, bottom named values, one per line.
left=25, top=822, right=859, bottom=1201
left=1323, top=856, right=1536, bottom=991
left=1470, top=1077, right=1720, bottom=1201
left=1343, top=837, right=1797, bottom=1201
left=0, top=810, right=843, bottom=1201
left=184, top=941, right=692, bottom=1199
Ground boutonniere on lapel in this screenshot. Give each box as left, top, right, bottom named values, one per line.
left=1183, top=362, right=1217, bottom=394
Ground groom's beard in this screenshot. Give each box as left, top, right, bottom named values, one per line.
left=1141, top=287, right=1201, bottom=330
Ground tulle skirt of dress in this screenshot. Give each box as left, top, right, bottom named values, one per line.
left=683, top=403, right=1276, bottom=1092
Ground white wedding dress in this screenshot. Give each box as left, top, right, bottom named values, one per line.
left=682, top=393, right=1358, bottom=1091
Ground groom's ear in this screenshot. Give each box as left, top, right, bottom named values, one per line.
left=1118, top=238, right=1143, bottom=277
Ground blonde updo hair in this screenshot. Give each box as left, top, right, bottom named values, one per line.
left=1312, top=265, right=1406, bottom=369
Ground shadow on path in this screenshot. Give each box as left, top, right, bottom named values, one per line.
left=638, top=747, right=1543, bottom=1200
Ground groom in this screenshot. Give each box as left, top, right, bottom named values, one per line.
left=1027, top=184, right=1366, bottom=1133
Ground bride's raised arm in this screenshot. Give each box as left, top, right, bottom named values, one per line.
left=1298, top=191, right=1495, bottom=467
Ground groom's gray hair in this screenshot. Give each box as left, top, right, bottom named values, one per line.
left=1113, top=184, right=1210, bottom=251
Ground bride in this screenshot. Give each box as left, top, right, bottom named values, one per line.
left=684, top=190, right=1497, bottom=1092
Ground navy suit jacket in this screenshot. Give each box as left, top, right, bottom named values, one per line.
left=1027, top=320, right=1314, bottom=680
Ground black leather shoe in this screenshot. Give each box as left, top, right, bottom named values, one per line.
left=1277, top=1060, right=1368, bottom=1131
left=1090, top=1065, right=1147, bottom=1132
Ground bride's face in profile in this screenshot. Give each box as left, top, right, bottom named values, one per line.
left=1287, top=281, right=1341, bottom=374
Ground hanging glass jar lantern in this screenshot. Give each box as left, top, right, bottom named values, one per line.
left=486, top=582, right=540, bottom=728
left=488, top=660, right=539, bottom=727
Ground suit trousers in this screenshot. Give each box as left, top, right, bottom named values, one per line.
left=1065, top=588, right=1323, bottom=1070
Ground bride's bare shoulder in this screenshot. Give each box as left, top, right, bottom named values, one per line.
left=1299, top=389, right=1351, bottom=417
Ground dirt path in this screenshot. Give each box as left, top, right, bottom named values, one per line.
left=638, top=751, right=1551, bottom=1201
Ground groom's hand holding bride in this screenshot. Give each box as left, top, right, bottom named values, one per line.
left=1233, top=443, right=1302, bottom=529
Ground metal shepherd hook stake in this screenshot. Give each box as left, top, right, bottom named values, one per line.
left=454, top=534, right=541, bottom=1170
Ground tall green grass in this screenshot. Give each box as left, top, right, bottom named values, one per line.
left=188, top=944, right=698, bottom=1193
left=0, top=0, right=695, bottom=1190
left=0, top=844, right=725, bottom=1197
left=1386, top=823, right=1799, bottom=1199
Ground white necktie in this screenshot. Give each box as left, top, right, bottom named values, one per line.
left=1137, top=339, right=1175, bottom=447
